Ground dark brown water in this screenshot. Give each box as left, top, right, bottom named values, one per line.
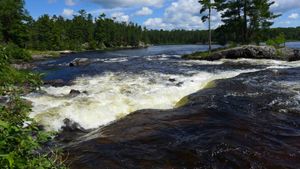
left=27, top=45, right=300, bottom=168
left=57, top=68, right=300, bottom=169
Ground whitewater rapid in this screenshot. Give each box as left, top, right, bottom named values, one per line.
left=24, top=55, right=300, bottom=131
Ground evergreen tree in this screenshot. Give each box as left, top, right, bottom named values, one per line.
left=199, top=0, right=215, bottom=52
left=0, top=0, right=30, bottom=47
left=215, top=0, right=278, bottom=44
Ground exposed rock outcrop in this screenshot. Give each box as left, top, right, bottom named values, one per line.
left=10, top=63, right=35, bottom=70
left=186, top=45, right=300, bottom=61
left=62, top=68, right=300, bottom=169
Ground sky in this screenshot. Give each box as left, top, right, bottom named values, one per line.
left=25, top=0, right=300, bottom=30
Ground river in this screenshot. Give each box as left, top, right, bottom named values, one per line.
left=25, top=43, right=300, bottom=168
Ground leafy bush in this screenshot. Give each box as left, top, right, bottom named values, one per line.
left=0, top=97, right=66, bottom=169
left=0, top=47, right=66, bottom=168
left=266, top=33, right=285, bottom=48
left=3, top=43, right=32, bottom=62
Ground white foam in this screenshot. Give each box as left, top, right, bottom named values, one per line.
left=25, top=69, right=257, bottom=131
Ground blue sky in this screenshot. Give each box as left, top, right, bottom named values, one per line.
left=25, top=0, right=300, bottom=30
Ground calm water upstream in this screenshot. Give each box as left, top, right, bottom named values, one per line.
left=25, top=44, right=300, bottom=168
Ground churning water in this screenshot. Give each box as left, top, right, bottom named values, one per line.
left=24, top=45, right=300, bottom=168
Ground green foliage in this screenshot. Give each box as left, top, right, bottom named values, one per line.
left=0, top=47, right=66, bottom=168
left=266, top=33, right=285, bottom=48
left=214, top=0, right=278, bottom=44
left=182, top=47, right=226, bottom=59
left=0, top=0, right=31, bottom=47
left=3, top=43, right=32, bottom=61
left=0, top=97, right=66, bottom=169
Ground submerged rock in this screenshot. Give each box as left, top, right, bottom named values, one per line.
left=57, top=119, right=89, bottom=143
left=43, top=79, right=66, bottom=87
left=69, top=89, right=81, bottom=97
left=63, top=67, right=300, bottom=169
left=69, top=58, right=90, bottom=67
left=168, top=78, right=176, bottom=82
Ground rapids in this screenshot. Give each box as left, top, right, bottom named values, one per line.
left=24, top=44, right=300, bottom=168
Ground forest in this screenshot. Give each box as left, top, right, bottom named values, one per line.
left=1, top=0, right=300, bottom=51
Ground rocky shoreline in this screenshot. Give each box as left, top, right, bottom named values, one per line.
left=183, top=45, right=300, bottom=61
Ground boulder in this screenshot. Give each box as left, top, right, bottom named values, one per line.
left=168, top=78, right=176, bottom=82
left=69, top=58, right=90, bottom=67
left=279, top=47, right=300, bottom=61
left=208, top=45, right=277, bottom=61
left=69, top=89, right=81, bottom=97
left=0, top=96, right=10, bottom=106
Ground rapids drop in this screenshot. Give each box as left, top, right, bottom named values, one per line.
left=24, top=45, right=300, bottom=131
left=25, top=70, right=258, bottom=130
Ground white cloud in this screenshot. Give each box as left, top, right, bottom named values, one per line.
left=65, top=0, right=76, bottom=6
left=136, top=7, right=153, bottom=16
left=111, top=12, right=130, bottom=23
left=272, top=0, right=300, bottom=12
left=143, top=0, right=220, bottom=30
left=288, top=13, right=299, bottom=19
left=89, top=0, right=164, bottom=8
left=62, top=8, right=75, bottom=17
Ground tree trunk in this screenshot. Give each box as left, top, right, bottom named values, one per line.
left=243, top=0, right=247, bottom=43
left=208, top=2, right=212, bottom=53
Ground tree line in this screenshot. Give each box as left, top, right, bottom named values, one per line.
left=1, top=0, right=300, bottom=51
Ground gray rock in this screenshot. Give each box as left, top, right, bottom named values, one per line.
left=0, top=96, right=10, bottom=106
left=44, top=79, right=66, bottom=87
left=11, top=63, right=35, bottom=70
left=278, top=47, right=300, bottom=61
left=209, top=45, right=277, bottom=61
left=198, top=45, right=300, bottom=61
left=69, top=58, right=90, bottom=67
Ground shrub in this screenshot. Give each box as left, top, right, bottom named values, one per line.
left=3, top=43, right=32, bottom=62
left=0, top=97, right=66, bottom=169
left=266, top=33, right=286, bottom=48
left=0, top=47, right=66, bottom=168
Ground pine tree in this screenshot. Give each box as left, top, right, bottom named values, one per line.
left=215, top=0, right=278, bottom=44
left=0, top=0, right=30, bottom=47
left=199, top=0, right=214, bottom=52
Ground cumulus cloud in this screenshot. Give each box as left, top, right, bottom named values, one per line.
left=271, top=0, right=300, bottom=12
left=136, top=7, right=153, bottom=16
left=65, top=0, right=76, bottom=6
left=62, top=8, right=75, bottom=17
left=88, top=0, right=164, bottom=8
left=143, top=0, right=220, bottom=30
left=288, top=13, right=299, bottom=19
left=111, top=12, right=130, bottom=23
